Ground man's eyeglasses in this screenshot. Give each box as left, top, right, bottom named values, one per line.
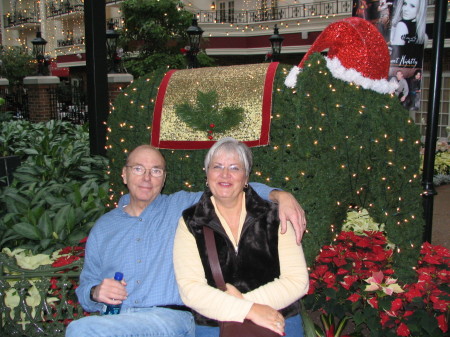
left=126, top=165, right=165, bottom=177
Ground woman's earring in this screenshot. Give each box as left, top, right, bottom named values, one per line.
left=206, top=181, right=209, bottom=187
left=244, top=183, right=249, bottom=189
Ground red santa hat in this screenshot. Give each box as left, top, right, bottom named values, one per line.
left=285, top=17, right=397, bottom=94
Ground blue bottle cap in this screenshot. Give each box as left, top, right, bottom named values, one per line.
left=114, top=272, right=124, bottom=281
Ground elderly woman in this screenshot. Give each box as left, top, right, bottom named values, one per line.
left=173, top=137, right=309, bottom=336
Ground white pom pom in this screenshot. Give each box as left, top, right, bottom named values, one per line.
left=284, top=66, right=301, bottom=88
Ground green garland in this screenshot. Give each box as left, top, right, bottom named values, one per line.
left=175, top=90, right=244, bottom=139
left=106, top=53, right=424, bottom=282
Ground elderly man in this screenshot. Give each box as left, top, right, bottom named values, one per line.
left=66, top=145, right=306, bottom=337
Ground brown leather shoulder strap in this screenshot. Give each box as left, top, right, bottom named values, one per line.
left=203, top=226, right=227, bottom=291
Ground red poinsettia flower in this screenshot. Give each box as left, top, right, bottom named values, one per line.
left=396, top=322, right=411, bottom=336
left=403, top=287, right=422, bottom=302
left=367, top=296, right=378, bottom=309
left=380, top=312, right=390, bottom=326
left=310, top=264, right=338, bottom=290
left=336, top=267, right=349, bottom=275
left=431, top=294, right=449, bottom=311
left=422, top=253, right=444, bottom=265
left=391, top=298, right=403, bottom=312
left=340, top=275, right=358, bottom=290
left=347, top=293, right=361, bottom=303
left=437, top=314, right=448, bottom=333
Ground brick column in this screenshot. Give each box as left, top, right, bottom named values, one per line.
left=23, top=76, right=60, bottom=123
left=107, top=73, right=134, bottom=106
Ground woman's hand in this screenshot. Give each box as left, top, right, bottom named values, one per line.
left=225, top=283, right=244, bottom=299
left=245, top=303, right=285, bottom=336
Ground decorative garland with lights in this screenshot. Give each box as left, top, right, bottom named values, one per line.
left=175, top=90, right=244, bottom=140
left=106, top=53, right=424, bottom=282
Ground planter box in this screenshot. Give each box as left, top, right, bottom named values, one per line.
left=0, top=155, right=20, bottom=186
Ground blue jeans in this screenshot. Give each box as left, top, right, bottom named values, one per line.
left=195, top=314, right=304, bottom=337
left=66, top=307, right=195, bottom=337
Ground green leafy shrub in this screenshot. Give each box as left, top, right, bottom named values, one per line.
left=0, top=46, right=35, bottom=86
left=0, top=120, right=109, bottom=253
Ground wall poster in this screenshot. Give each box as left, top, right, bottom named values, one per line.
left=353, top=0, right=428, bottom=117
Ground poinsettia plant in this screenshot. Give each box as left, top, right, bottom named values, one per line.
left=304, top=228, right=450, bottom=337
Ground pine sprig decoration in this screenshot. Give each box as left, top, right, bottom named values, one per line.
left=175, top=90, right=244, bottom=139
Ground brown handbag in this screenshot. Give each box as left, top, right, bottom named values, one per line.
left=203, top=226, right=279, bottom=337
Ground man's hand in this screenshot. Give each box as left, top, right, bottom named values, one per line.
left=269, top=190, right=306, bottom=244
left=91, top=277, right=128, bottom=305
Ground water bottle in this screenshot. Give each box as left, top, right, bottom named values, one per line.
left=102, top=272, right=124, bottom=315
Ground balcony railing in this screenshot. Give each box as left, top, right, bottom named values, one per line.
left=57, top=36, right=85, bottom=47
left=46, top=0, right=84, bottom=18
left=3, top=11, right=40, bottom=28
left=197, top=0, right=352, bottom=24
left=196, top=0, right=437, bottom=24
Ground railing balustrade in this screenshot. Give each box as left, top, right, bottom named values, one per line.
left=0, top=253, right=87, bottom=337
left=3, top=11, right=40, bottom=28
left=196, top=0, right=437, bottom=24
left=57, top=37, right=85, bottom=48
left=46, top=0, right=84, bottom=18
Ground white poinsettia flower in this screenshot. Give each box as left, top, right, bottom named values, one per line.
left=385, top=283, right=404, bottom=294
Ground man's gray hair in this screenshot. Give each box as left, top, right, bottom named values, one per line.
left=204, top=137, right=253, bottom=177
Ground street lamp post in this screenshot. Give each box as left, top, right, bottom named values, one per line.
left=106, top=20, right=121, bottom=73
left=269, top=24, right=284, bottom=62
left=31, top=30, right=48, bottom=75
left=186, top=16, right=204, bottom=69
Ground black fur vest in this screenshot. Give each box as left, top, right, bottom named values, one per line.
left=182, top=186, right=299, bottom=326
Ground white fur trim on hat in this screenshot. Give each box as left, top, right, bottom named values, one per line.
left=284, top=66, right=301, bottom=88
left=326, top=57, right=397, bottom=94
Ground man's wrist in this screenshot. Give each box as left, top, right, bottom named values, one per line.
left=269, top=189, right=282, bottom=203
left=89, top=285, right=97, bottom=302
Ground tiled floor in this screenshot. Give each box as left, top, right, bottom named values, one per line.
left=431, top=184, right=450, bottom=250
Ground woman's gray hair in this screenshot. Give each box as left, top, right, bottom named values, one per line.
left=204, top=137, right=253, bottom=177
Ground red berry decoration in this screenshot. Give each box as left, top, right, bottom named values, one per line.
left=208, top=135, right=213, bottom=140
left=209, top=123, right=215, bottom=128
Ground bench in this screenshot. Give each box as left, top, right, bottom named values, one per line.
left=0, top=253, right=87, bottom=337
